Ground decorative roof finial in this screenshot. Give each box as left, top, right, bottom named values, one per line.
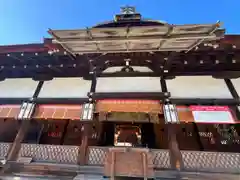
left=114, top=6, right=141, bottom=22
left=121, top=6, right=136, bottom=14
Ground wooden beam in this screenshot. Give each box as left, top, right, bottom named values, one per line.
left=90, top=73, right=97, bottom=93
left=171, top=98, right=239, bottom=105
left=224, top=79, right=239, bottom=100
left=0, top=97, right=238, bottom=106
left=1, top=65, right=240, bottom=79
left=89, top=59, right=97, bottom=93
left=224, top=79, right=240, bottom=119
left=33, top=81, right=44, bottom=98
left=160, top=78, right=168, bottom=92
left=91, top=92, right=169, bottom=100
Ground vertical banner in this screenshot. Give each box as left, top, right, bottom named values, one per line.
left=189, top=106, right=235, bottom=124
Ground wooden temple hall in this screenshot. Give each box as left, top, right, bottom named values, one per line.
left=0, top=6, right=240, bottom=179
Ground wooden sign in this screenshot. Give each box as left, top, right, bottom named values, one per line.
left=96, top=99, right=162, bottom=114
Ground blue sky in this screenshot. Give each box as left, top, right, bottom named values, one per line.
left=0, top=0, right=239, bottom=45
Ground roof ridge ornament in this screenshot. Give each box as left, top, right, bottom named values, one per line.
left=115, top=6, right=141, bottom=21
left=121, top=6, right=136, bottom=14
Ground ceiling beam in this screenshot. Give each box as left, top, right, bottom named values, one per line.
left=91, top=92, right=169, bottom=100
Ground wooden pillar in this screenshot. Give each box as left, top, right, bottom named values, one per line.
left=5, top=100, right=37, bottom=161
left=78, top=61, right=96, bottom=165
left=6, top=81, right=44, bottom=160
left=78, top=123, right=91, bottom=165
left=1, top=102, right=34, bottom=175
left=161, top=77, right=184, bottom=169
left=6, top=120, right=30, bottom=161
left=1, top=81, right=43, bottom=175
left=168, top=124, right=184, bottom=170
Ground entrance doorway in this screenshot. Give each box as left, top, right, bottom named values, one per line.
left=100, top=121, right=156, bottom=148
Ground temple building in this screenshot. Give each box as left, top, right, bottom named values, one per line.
left=0, top=7, right=239, bottom=180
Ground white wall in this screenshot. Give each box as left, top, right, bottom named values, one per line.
left=0, top=76, right=235, bottom=99
left=96, top=77, right=161, bottom=92
left=103, top=66, right=153, bottom=73
left=166, top=76, right=232, bottom=98
left=38, top=78, right=91, bottom=98
left=0, top=78, right=38, bottom=98
left=231, top=78, right=240, bottom=95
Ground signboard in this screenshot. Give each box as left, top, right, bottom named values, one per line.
left=96, top=99, right=162, bottom=113
left=189, top=106, right=235, bottom=124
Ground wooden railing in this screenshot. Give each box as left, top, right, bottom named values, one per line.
left=0, top=143, right=239, bottom=174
